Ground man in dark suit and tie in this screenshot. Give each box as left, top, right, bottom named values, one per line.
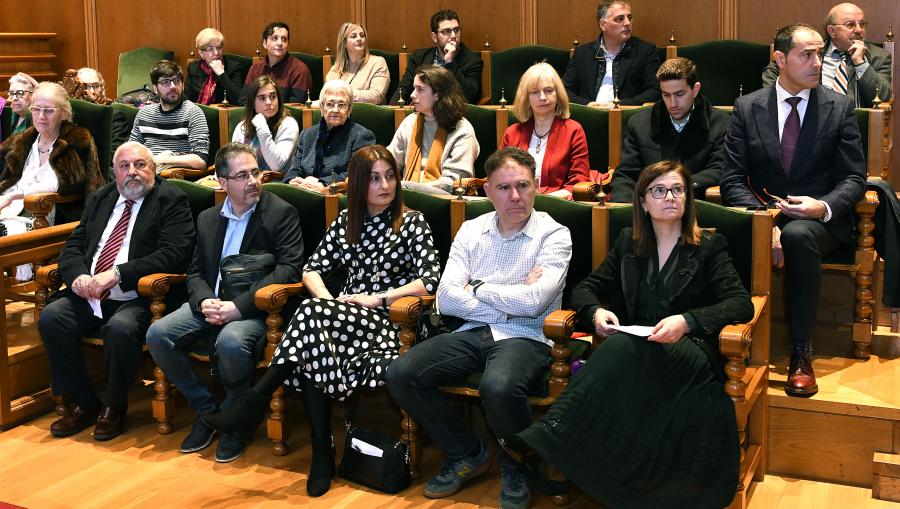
left=40, top=141, right=195, bottom=440
left=721, top=23, right=866, bottom=396
left=147, top=143, right=303, bottom=462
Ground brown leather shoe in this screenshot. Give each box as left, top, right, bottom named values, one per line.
left=785, top=354, right=818, bottom=397
left=92, top=406, right=126, bottom=441
left=50, top=405, right=100, bottom=437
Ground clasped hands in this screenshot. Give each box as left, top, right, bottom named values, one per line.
left=71, top=271, right=119, bottom=300
left=200, top=298, right=242, bottom=325
left=336, top=293, right=381, bottom=308
left=769, top=195, right=827, bottom=269
left=593, top=308, right=689, bottom=343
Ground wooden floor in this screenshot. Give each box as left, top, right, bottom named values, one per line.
left=0, top=384, right=897, bottom=509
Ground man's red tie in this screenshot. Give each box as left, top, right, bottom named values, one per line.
left=94, top=200, right=134, bottom=299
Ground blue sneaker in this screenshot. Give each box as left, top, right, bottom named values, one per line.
left=215, top=433, right=246, bottom=463
left=423, top=442, right=491, bottom=498
left=500, top=463, right=532, bottom=509
left=179, top=415, right=217, bottom=453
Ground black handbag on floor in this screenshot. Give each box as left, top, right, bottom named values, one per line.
left=337, top=395, right=411, bottom=493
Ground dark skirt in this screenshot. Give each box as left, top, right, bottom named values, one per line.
left=518, top=333, right=739, bottom=509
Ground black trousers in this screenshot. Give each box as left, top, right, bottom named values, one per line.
left=779, top=217, right=844, bottom=353
left=39, top=291, right=151, bottom=410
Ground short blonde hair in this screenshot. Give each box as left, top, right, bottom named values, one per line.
left=320, top=79, right=354, bottom=102
left=33, top=81, right=72, bottom=122
left=195, top=28, right=224, bottom=49
left=512, top=62, right=570, bottom=122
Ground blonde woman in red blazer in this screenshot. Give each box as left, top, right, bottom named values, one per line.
left=501, top=62, right=591, bottom=199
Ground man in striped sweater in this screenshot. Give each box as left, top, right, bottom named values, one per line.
left=129, top=60, right=209, bottom=171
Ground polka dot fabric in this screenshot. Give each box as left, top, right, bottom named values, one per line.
left=273, top=208, right=441, bottom=401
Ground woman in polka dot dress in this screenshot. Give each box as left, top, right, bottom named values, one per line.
left=204, top=144, right=440, bottom=496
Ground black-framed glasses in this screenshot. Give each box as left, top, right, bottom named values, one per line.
left=438, top=27, right=462, bottom=36
left=156, top=78, right=182, bottom=87
left=832, top=20, right=867, bottom=30
left=646, top=185, right=685, bottom=199
left=221, top=169, right=262, bottom=183
left=6, top=90, right=31, bottom=99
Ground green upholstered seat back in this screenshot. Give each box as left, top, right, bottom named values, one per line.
left=656, top=47, right=667, bottom=65
left=223, top=53, right=253, bottom=100
left=117, top=47, right=174, bottom=97
left=225, top=107, right=245, bottom=141
left=464, top=197, right=495, bottom=220
left=465, top=104, right=497, bottom=178
left=197, top=104, right=222, bottom=162
left=290, top=52, right=324, bottom=100
left=534, top=195, right=597, bottom=307
left=70, top=99, right=113, bottom=181
left=369, top=49, right=400, bottom=102
left=262, top=183, right=327, bottom=260
left=165, top=178, right=216, bottom=223
left=0, top=106, right=12, bottom=142
left=489, top=45, right=570, bottom=105
left=111, top=102, right=138, bottom=133
left=402, top=190, right=453, bottom=267
left=569, top=103, right=610, bottom=173
left=351, top=103, right=395, bottom=146
left=678, top=40, right=770, bottom=106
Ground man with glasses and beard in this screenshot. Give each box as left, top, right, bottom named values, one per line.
left=129, top=60, right=210, bottom=171
left=146, top=143, right=303, bottom=463
left=39, top=141, right=195, bottom=442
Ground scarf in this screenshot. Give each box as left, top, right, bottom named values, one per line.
left=404, top=113, right=447, bottom=182
left=197, top=60, right=218, bottom=105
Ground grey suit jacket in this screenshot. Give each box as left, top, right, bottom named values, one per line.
left=721, top=85, right=866, bottom=243
left=761, top=40, right=892, bottom=107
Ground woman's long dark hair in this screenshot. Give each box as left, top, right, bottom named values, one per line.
left=632, top=160, right=701, bottom=257
left=413, top=65, right=467, bottom=132
left=345, top=145, right=404, bottom=244
left=242, top=75, right=287, bottom=141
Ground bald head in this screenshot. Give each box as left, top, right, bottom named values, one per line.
left=825, top=3, right=866, bottom=51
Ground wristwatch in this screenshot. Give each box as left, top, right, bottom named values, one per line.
left=470, top=279, right=485, bottom=295
left=378, top=292, right=388, bottom=308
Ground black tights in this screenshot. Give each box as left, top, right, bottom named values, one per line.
left=253, top=361, right=332, bottom=437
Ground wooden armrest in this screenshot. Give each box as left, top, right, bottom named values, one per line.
left=459, top=178, right=486, bottom=196
left=544, top=309, right=577, bottom=342
left=328, top=180, right=348, bottom=194
left=158, top=167, right=214, bottom=180
left=254, top=282, right=305, bottom=313
left=705, top=186, right=722, bottom=204
left=137, top=273, right=187, bottom=299
left=388, top=295, right=435, bottom=325
left=572, top=181, right=601, bottom=201
left=25, top=192, right=83, bottom=229
left=35, top=263, right=61, bottom=290
left=261, top=170, right=284, bottom=183
left=719, top=295, right=767, bottom=357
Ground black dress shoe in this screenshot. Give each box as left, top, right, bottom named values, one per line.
left=499, top=435, right=568, bottom=497
left=202, top=390, right=267, bottom=443
left=307, top=435, right=336, bottom=497
left=93, top=406, right=126, bottom=441
left=50, top=405, right=100, bottom=437
left=785, top=353, right=818, bottom=397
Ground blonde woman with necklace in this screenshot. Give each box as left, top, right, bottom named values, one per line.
left=501, top=62, right=591, bottom=200
left=325, top=22, right=389, bottom=104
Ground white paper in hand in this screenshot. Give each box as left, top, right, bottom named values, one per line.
left=607, top=324, right=655, bottom=337
left=351, top=437, right=384, bottom=457
left=88, top=297, right=103, bottom=319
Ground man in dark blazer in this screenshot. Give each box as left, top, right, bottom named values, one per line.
left=611, top=57, right=728, bottom=202
left=147, top=142, right=303, bottom=462
left=722, top=24, right=866, bottom=397
left=563, top=1, right=660, bottom=107
left=761, top=3, right=892, bottom=108
left=40, top=141, right=195, bottom=441
left=390, top=9, right=484, bottom=104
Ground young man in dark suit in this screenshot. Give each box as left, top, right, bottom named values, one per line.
left=40, top=141, right=196, bottom=441
left=721, top=23, right=866, bottom=396
left=147, top=143, right=303, bottom=462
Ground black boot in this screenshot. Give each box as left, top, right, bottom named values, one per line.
left=499, top=435, right=568, bottom=497
left=202, top=361, right=295, bottom=441
left=303, top=377, right=334, bottom=497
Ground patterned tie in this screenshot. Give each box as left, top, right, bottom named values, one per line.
left=832, top=51, right=849, bottom=95
left=781, top=97, right=802, bottom=174
left=94, top=200, right=134, bottom=299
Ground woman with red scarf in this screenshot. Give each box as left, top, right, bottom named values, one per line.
left=185, top=28, right=247, bottom=106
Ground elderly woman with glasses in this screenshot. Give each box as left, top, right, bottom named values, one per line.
left=501, top=160, right=753, bottom=509
left=0, top=82, right=104, bottom=243
left=186, top=28, right=247, bottom=105
left=284, top=79, right=375, bottom=192
left=6, top=73, right=38, bottom=137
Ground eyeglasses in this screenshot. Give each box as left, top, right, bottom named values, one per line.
left=82, top=82, right=102, bottom=91
left=323, top=101, right=349, bottom=111
left=221, top=169, right=262, bottom=183
left=199, top=45, right=223, bottom=52
left=156, top=78, right=182, bottom=87
left=438, top=27, right=462, bottom=36
left=832, top=20, right=867, bottom=30
left=646, top=185, right=685, bottom=199
left=7, top=90, right=31, bottom=99
left=29, top=106, right=58, bottom=117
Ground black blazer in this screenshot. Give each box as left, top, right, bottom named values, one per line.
left=58, top=177, right=196, bottom=291
left=562, top=35, right=661, bottom=106
left=185, top=55, right=248, bottom=106
left=611, top=93, right=728, bottom=202
left=721, top=85, right=866, bottom=243
left=391, top=42, right=484, bottom=104
left=186, top=191, right=303, bottom=318
left=571, top=229, right=754, bottom=373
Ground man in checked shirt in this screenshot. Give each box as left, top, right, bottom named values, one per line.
left=389, top=147, right=572, bottom=509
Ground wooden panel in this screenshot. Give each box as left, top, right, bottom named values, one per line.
left=95, top=0, right=207, bottom=92
left=737, top=0, right=900, bottom=44
left=536, top=0, right=720, bottom=50
left=0, top=1, right=86, bottom=82
left=220, top=0, right=351, bottom=59
left=365, top=0, right=522, bottom=54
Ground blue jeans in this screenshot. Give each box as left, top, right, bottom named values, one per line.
left=147, top=302, right=266, bottom=414
left=387, top=326, right=550, bottom=465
